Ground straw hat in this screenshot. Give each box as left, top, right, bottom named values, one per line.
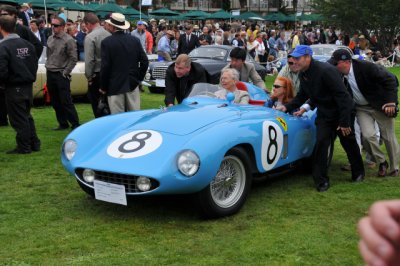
left=105, top=13, right=130, bottom=30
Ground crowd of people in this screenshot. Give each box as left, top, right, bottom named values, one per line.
left=0, top=3, right=400, bottom=263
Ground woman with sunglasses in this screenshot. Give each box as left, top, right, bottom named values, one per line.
left=268, top=76, right=294, bottom=109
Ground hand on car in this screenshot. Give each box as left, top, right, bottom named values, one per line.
left=293, top=108, right=306, bottom=117
left=274, top=106, right=287, bottom=112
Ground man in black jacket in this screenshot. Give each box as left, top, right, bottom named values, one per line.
left=164, top=54, right=208, bottom=106
left=177, top=24, right=200, bottom=55
left=277, top=45, right=365, bottom=192
left=0, top=15, right=40, bottom=154
left=0, top=5, right=43, bottom=127
left=100, top=13, right=148, bottom=114
left=329, top=49, right=399, bottom=177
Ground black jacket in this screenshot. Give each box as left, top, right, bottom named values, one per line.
left=0, top=34, right=38, bottom=88
left=351, top=60, right=398, bottom=111
left=177, top=33, right=200, bottom=55
left=16, top=24, right=43, bottom=60
left=164, top=62, right=208, bottom=105
left=101, top=31, right=149, bottom=96
left=285, top=59, right=353, bottom=127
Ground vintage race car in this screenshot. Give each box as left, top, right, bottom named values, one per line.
left=62, top=82, right=319, bottom=218
left=143, top=45, right=267, bottom=93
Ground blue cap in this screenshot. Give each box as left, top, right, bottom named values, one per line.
left=289, top=45, right=313, bottom=57
left=137, top=21, right=144, bottom=25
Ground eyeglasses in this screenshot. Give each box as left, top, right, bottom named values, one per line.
left=288, top=62, right=294, bottom=65
left=273, top=84, right=285, bottom=89
left=52, top=24, right=61, bottom=27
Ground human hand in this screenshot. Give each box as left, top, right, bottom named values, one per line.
left=358, top=200, right=400, bottom=266
left=293, top=108, right=306, bottom=117
left=337, top=126, right=352, bottom=136
left=382, top=103, right=398, bottom=118
left=99, top=89, right=106, bottom=95
left=274, top=105, right=287, bottom=112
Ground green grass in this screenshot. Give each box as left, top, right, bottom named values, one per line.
left=0, top=69, right=399, bottom=265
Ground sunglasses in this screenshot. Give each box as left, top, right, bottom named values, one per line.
left=52, top=24, right=62, bottom=27
left=288, top=62, right=294, bottom=65
left=273, top=84, right=285, bottom=89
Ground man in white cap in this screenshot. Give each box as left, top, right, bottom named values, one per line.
left=131, top=20, right=147, bottom=52
left=100, top=13, right=149, bottom=114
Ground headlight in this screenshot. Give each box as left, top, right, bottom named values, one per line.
left=177, top=150, right=200, bottom=177
left=136, top=176, right=151, bottom=192
left=63, top=139, right=77, bottom=161
left=145, top=71, right=151, bottom=80
left=83, top=169, right=95, bottom=183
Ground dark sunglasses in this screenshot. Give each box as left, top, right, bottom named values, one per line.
left=288, top=62, right=294, bottom=65
left=273, top=84, right=285, bottom=89
left=52, top=24, right=62, bottom=27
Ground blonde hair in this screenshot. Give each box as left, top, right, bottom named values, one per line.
left=175, top=54, right=192, bottom=67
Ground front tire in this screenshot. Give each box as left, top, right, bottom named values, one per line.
left=196, top=147, right=252, bottom=218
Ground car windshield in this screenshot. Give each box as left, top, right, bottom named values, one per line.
left=311, top=46, right=336, bottom=56
left=189, top=47, right=227, bottom=60
left=187, top=83, right=221, bottom=98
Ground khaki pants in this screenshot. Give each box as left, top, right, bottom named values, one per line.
left=356, top=105, right=400, bottom=172
left=108, top=88, right=140, bottom=114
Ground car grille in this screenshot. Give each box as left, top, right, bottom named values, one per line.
left=152, top=66, right=168, bottom=79
left=75, top=168, right=159, bottom=193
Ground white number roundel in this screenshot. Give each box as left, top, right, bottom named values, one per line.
left=107, top=130, right=162, bottom=159
left=261, top=121, right=283, bottom=171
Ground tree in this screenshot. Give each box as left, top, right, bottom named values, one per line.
left=313, top=0, right=400, bottom=54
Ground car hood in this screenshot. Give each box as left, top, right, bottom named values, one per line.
left=124, top=103, right=243, bottom=136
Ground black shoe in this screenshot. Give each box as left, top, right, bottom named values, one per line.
left=6, top=148, right=31, bottom=154
left=316, top=182, right=330, bottom=192
left=378, top=161, right=389, bottom=177
left=52, top=125, right=69, bottom=131
left=71, top=124, right=80, bottom=130
left=352, top=174, right=365, bottom=182
left=31, top=144, right=41, bottom=152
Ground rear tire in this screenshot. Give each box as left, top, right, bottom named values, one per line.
left=196, top=147, right=252, bottom=218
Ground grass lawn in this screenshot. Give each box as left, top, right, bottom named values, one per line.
left=0, top=68, right=399, bottom=265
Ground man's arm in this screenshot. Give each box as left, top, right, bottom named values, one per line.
left=164, top=66, right=176, bottom=106
left=84, top=35, right=95, bottom=79
left=137, top=41, right=149, bottom=81
left=247, top=63, right=266, bottom=90
left=0, top=47, right=9, bottom=81
left=100, top=41, right=110, bottom=92
left=64, top=38, right=78, bottom=76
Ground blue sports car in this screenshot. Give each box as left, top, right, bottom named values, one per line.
left=62, top=82, right=318, bottom=218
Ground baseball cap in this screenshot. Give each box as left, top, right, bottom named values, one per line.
left=289, top=45, right=313, bottom=58
left=137, top=21, right=145, bottom=25
left=328, top=49, right=352, bottom=65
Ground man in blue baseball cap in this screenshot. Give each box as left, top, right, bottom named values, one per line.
left=276, top=45, right=365, bottom=192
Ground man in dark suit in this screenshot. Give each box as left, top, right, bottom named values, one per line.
left=100, top=13, right=148, bottom=114
left=177, top=24, right=200, bottom=55
left=277, top=45, right=365, bottom=192
left=329, top=49, right=399, bottom=177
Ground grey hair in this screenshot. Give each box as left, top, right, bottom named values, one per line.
left=221, top=68, right=240, bottom=81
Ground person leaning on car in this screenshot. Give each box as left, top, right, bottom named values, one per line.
left=0, top=15, right=41, bottom=154
left=328, top=48, right=399, bottom=177
left=83, top=12, right=111, bottom=118
left=276, top=45, right=365, bottom=192
left=46, top=16, right=80, bottom=130
left=164, top=54, right=208, bottom=106
left=222, top=47, right=267, bottom=91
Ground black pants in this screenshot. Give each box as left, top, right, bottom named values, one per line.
left=0, top=89, right=8, bottom=125
left=87, top=73, right=105, bottom=118
left=5, top=85, right=40, bottom=152
left=46, top=71, right=79, bottom=128
left=313, top=116, right=364, bottom=186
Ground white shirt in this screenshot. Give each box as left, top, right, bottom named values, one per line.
left=347, top=63, right=369, bottom=105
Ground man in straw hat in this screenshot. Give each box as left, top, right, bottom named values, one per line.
left=157, top=29, right=174, bottom=61
left=100, top=13, right=149, bottom=114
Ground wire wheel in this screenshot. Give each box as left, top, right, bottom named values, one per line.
left=210, top=155, right=246, bottom=209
